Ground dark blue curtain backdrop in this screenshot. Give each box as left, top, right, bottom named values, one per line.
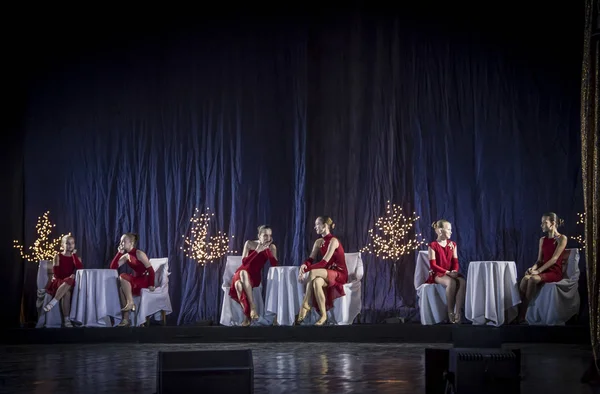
left=18, top=11, right=585, bottom=325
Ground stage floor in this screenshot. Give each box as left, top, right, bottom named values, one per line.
left=1, top=323, right=590, bottom=345
left=0, top=341, right=593, bottom=393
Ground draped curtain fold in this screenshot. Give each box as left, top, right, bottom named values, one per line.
left=19, top=13, right=584, bottom=325
left=581, top=0, right=600, bottom=369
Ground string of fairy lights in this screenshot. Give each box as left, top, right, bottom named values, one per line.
left=574, top=212, right=586, bottom=249
left=13, top=211, right=69, bottom=262
left=181, top=207, right=236, bottom=265
left=360, top=201, right=425, bottom=261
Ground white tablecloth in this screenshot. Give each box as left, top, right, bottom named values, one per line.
left=69, top=269, right=122, bottom=327
left=265, top=266, right=305, bottom=326
left=465, top=261, right=521, bottom=326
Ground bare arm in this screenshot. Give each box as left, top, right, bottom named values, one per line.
left=241, top=241, right=251, bottom=258
left=537, top=235, right=568, bottom=273
left=309, top=239, right=323, bottom=260
left=269, top=244, right=278, bottom=261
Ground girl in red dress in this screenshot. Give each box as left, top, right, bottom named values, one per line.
left=109, top=233, right=155, bottom=327
left=426, top=219, right=466, bottom=324
left=230, top=225, right=278, bottom=326
left=43, top=235, right=84, bottom=327
left=297, top=216, right=348, bottom=326
left=517, top=212, right=568, bottom=324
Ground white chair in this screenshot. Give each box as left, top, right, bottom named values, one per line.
left=301, top=252, right=364, bottom=325
left=526, top=248, right=580, bottom=325
left=414, top=250, right=449, bottom=325
left=36, top=260, right=63, bottom=328
left=219, top=255, right=271, bottom=326
left=128, top=258, right=172, bottom=327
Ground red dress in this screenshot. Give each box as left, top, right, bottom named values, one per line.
left=304, top=233, right=348, bottom=312
left=110, top=248, right=155, bottom=296
left=539, top=236, right=564, bottom=283
left=425, top=240, right=461, bottom=284
left=229, top=247, right=278, bottom=318
left=46, top=253, right=83, bottom=297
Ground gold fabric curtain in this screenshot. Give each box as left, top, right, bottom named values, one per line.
left=582, top=0, right=600, bottom=370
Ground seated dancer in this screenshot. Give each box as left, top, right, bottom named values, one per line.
left=426, top=220, right=466, bottom=324
left=517, top=212, right=568, bottom=324
left=43, top=235, right=84, bottom=327
left=229, top=225, right=278, bottom=326
left=297, top=216, right=348, bottom=326
left=110, top=233, right=155, bottom=327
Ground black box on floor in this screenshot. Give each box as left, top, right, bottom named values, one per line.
left=156, top=349, right=253, bottom=394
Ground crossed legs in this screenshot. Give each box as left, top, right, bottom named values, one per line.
left=44, top=282, right=74, bottom=327
left=298, top=269, right=329, bottom=326
left=234, top=270, right=258, bottom=326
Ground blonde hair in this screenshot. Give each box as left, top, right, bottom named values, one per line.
left=318, top=216, right=335, bottom=230
left=60, top=234, right=74, bottom=251
left=431, top=219, right=450, bottom=230
left=257, top=225, right=272, bottom=235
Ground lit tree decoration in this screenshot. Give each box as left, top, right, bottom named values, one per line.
left=574, top=212, right=586, bottom=249
left=360, top=201, right=426, bottom=260
left=181, top=207, right=236, bottom=266
left=13, top=211, right=70, bottom=262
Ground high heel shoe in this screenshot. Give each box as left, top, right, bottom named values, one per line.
left=314, top=315, right=327, bottom=326
left=296, top=305, right=310, bottom=324
left=448, top=312, right=456, bottom=324
left=121, top=303, right=136, bottom=312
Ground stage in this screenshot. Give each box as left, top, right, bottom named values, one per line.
left=1, top=323, right=589, bottom=345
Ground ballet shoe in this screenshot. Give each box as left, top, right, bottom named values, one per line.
left=314, top=315, right=327, bottom=326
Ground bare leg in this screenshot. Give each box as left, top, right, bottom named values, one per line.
left=454, top=277, right=466, bottom=323
left=119, top=276, right=134, bottom=310
left=60, top=289, right=73, bottom=327
left=313, top=277, right=328, bottom=325
left=517, top=275, right=531, bottom=322
left=117, top=277, right=134, bottom=326
left=43, top=282, right=72, bottom=312
left=239, top=270, right=258, bottom=320
left=434, top=275, right=457, bottom=322
left=234, top=280, right=250, bottom=326
left=297, top=279, right=314, bottom=323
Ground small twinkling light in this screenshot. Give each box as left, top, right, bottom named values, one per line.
left=360, top=201, right=426, bottom=261
left=181, top=207, right=237, bottom=265
left=574, top=212, right=586, bottom=250
left=13, top=211, right=70, bottom=262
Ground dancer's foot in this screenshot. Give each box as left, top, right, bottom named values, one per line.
left=121, top=303, right=135, bottom=312
left=117, top=319, right=130, bottom=327
left=250, top=304, right=259, bottom=320
left=315, top=314, right=327, bottom=326
left=63, top=320, right=73, bottom=328
left=241, top=318, right=251, bottom=327
left=43, top=299, right=58, bottom=313
left=296, top=304, right=310, bottom=324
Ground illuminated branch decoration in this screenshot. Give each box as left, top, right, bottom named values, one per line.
left=13, top=211, right=69, bottom=262
left=574, top=212, right=586, bottom=249
left=361, top=201, right=426, bottom=261
left=181, top=207, right=236, bottom=265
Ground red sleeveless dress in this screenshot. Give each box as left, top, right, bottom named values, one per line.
left=46, top=253, right=83, bottom=297
left=304, top=234, right=348, bottom=312
left=229, top=247, right=278, bottom=318
left=110, top=248, right=155, bottom=296
left=425, top=240, right=461, bottom=284
left=539, top=236, right=564, bottom=283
